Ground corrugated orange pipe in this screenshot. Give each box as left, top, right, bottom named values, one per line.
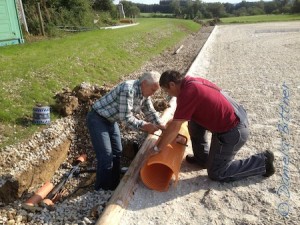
left=140, top=123, right=189, bottom=192
left=23, top=181, right=54, bottom=208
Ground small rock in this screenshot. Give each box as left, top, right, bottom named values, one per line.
left=83, top=217, right=93, bottom=224
left=15, top=215, right=23, bottom=223
left=7, top=219, right=15, bottom=225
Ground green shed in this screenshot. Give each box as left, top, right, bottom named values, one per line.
left=0, top=0, right=24, bottom=46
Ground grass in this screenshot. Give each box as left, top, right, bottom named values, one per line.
left=140, top=13, right=174, bottom=18
left=0, top=18, right=200, bottom=148
left=220, top=14, right=300, bottom=24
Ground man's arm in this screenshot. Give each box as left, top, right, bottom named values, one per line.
left=118, top=89, right=145, bottom=130
left=142, top=98, right=163, bottom=125
left=119, top=90, right=164, bottom=133
left=155, top=119, right=186, bottom=152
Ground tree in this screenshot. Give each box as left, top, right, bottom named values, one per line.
left=258, top=1, right=265, bottom=10
left=292, top=0, right=300, bottom=13
left=200, top=3, right=213, bottom=18
left=206, top=2, right=226, bottom=18
left=120, top=1, right=136, bottom=17
left=223, top=3, right=235, bottom=15
left=57, top=0, right=94, bottom=26
left=171, top=0, right=182, bottom=17
left=233, top=7, right=248, bottom=16
left=22, top=0, right=94, bottom=35
left=264, top=1, right=278, bottom=14
left=93, top=0, right=113, bottom=11
left=128, top=6, right=140, bottom=18
left=248, top=6, right=265, bottom=15
left=273, top=0, right=290, bottom=13
left=184, top=0, right=194, bottom=19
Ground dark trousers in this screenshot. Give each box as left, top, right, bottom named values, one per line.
left=86, top=110, right=122, bottom=190
left=188, top=119, right=266, bottom=182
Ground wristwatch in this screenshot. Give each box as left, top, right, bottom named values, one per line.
left=153, top=146, right=159, bottom=152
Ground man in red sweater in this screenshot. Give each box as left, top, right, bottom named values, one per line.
left=154, top=70, right=275, bottom=181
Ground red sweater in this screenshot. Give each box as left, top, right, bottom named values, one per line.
left=174, top=76, right=239, bottom=133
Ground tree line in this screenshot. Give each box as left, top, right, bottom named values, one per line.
left=139, top=0, right=300, bottom=19
left=22, top=0, right=300, bottom=36
left=22, top=0, right=142, bottom=35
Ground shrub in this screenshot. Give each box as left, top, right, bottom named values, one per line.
left=22, top=0, right=94, bottom=36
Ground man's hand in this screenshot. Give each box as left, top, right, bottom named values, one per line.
left=175, top=134, right=188, bottom=146
left=141, top=122, right=160, bottom=134
left=156, top=124, right=166, bottom=131
left=149, top=145, right=160, bottom=156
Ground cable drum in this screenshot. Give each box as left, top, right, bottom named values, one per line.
left=33, top=105, right=50, bottom=124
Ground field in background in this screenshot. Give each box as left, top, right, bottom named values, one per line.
left=220, top=14, right=300, bottom=23
left=0, top=18, right=200, bottom=148
left=140, top=13, right=174, bottom=18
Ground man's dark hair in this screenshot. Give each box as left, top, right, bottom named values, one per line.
left=159, top=70, right=185, bottom=88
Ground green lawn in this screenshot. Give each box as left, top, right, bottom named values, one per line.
left=140, top=12, right=174, bottom=18
left=0, top=18, right=200, bottom=148
left=220, top=14, right=300, bottom=24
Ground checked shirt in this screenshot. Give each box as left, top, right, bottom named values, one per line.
left=92, top=79, right=162, bottom=130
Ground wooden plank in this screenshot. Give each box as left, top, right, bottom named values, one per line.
left=96, top=97, right=176, bottom=225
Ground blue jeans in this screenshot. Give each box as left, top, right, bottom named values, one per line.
left=86, top=109, right=122, bottom=190
left=188, top=119, right=266, bottom=182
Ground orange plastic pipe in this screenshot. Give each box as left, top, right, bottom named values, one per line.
left=23, top=181, right=54, bottom=207
left=140, top=123, right=189, bottom=192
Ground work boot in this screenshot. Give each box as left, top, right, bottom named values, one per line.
left=95, top=168, right=113, bottom=191
left=111, top=157, right=121, bottom=190
left=263, top=150, right=275, bottom=177
left=185, top=154, right=207, bottom=168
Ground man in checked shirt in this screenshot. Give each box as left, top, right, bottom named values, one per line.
left=87, top=71, right=165, bottom=191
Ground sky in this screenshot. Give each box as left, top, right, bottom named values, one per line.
left=114, top=0, right=246, bottom=5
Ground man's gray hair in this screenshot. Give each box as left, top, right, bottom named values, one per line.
left=140, top=71, right=160, bottom=84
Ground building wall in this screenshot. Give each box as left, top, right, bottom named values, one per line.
left=0, top=0, right=24, bottom=46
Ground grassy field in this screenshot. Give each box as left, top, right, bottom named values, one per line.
left=0, top=18, right=200, bottom=148
left=140, top=13, right=174, bottom=18
left=220, top=14, right=300, bottom=23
